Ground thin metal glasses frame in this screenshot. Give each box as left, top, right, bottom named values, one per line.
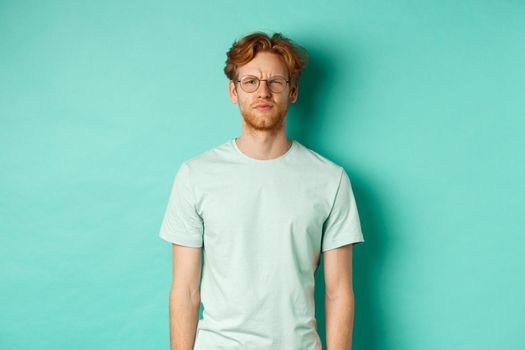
left=236, top=75, right=291, bottom=93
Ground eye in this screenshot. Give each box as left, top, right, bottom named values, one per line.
left=242, top=76, right=258, bottom=85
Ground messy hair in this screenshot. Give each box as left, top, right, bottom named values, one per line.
left=224, top=31, right=309, bottom=88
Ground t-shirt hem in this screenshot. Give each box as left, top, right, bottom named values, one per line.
left=159, top=230, right=203, bottom=248
left=322, top=236, right=365, bottom=252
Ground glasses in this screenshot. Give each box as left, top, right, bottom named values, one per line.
left=236, top=75, right=290, bottom=93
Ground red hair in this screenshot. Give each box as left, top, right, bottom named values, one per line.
left=224, top=31, right=309, bottom=88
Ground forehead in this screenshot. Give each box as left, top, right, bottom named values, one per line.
left=237, top=51, right=288, bottom=77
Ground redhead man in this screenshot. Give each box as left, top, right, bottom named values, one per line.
left=159, top=31, right=365, bottom=350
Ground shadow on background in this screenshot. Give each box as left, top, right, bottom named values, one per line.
left=290, top=42, right=387, bottom=350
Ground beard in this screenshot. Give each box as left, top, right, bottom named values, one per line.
left=239, top=104, right=288, bottom=132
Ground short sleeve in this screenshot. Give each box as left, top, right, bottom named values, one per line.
left=158, top=162, right=204, bottom=247
left=321, top=167, right=364, bottom=252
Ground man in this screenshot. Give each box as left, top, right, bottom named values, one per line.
left=159, top=31, right=365, bottom=350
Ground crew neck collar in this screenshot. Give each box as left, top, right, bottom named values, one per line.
left=231, top=137, right=296, bottom=163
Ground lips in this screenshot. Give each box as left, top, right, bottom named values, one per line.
left=254, top=103, right=273, bottom=109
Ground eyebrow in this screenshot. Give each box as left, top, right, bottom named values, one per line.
left=241, top=73, right=288, bottom=79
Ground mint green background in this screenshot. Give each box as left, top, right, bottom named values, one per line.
left=1, top=1, right=524, bottom=349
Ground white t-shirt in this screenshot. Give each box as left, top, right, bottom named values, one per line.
left=159, top=137, right=364, bottom=350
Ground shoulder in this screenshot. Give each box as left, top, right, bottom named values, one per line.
left=181, top=139, right=232, bottom=170
left=293, top=140, right=344, bottom=178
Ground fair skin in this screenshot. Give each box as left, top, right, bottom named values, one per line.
left=168, top=50, right=356, bottom=350
left=168, top=244, right=201, bottom=350
left=324, top=243, right=356, bottom=350
left=227, top=51, right=297, bottom=159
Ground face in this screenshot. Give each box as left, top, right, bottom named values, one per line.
left=228, top=51, right=298, bottom=132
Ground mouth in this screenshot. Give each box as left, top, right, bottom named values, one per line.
left=254, top=103, right=273, bottom=111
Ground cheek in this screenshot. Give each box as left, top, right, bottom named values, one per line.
left=238, top=99, right=252, bottom=111
left=277, top=98, right=289, bottom=107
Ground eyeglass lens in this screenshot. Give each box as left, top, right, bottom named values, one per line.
left=239, top=76, right=287, bottom=93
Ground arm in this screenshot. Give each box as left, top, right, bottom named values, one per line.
left=323, top=243, right=355, bottom=350
left=168, top=243, right=202, bottom=350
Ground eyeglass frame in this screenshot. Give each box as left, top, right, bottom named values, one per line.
left=235, top=74, right=291, bottom=94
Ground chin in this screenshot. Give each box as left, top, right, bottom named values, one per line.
left=244, top=113, right=286, bottom=131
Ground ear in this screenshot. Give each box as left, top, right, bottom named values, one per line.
left=288, top=83, right=298, bottom=103
left=228, top=80, right=238, bottom=104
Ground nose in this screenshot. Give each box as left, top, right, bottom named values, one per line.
left=257, top=80, right=272, bottom=98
